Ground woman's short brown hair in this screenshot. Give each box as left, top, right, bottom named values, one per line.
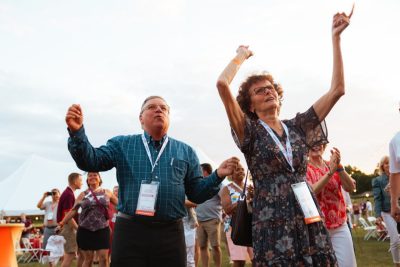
left=236, top=72, right=284, bottom=120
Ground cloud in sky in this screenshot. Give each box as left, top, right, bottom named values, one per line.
left=1, top=0, right=399, bottom=182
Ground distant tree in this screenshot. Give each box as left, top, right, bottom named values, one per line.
left=344, top=165, right=376, bottom=195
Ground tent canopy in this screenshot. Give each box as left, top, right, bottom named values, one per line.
left=0, top=148, right=223, bottom=215
left=0, top=154, right=117, bottom=215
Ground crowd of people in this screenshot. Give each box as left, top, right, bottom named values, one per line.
left=5, top=5, right=400, bottom=267
left=10, top=169, right=398, bottom=267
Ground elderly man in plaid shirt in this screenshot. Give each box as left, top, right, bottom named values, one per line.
left=65, top=96, right=239, bottom=267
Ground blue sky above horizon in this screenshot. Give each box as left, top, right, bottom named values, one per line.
left=1, top=0, right=399, bottom=182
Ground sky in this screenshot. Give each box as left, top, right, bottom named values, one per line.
left=1, top=0, right=399, bottom=183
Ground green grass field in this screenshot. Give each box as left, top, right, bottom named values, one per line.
left=19, top=227, right=394, bottom=267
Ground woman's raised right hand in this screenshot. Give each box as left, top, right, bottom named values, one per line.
left=236, top=45, right=253, bottom=60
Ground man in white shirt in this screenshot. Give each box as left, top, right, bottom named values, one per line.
left=390, top=104, right=400, bottom=221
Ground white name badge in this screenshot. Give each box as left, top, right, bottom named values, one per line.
left=291, top=182, right=322, bottom=224
left=135, top=181, right=160, bottom=217
left=47, top=212, right=54, bottom=221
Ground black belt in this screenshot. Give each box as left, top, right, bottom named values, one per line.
left=45, top=226, right=57, bottom=229
left=117, top=212, right=181, bottom=226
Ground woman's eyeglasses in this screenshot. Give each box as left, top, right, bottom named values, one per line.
left=253, top=85, right=275, bottom=96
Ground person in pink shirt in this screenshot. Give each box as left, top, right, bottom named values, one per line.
left=306, top=144, right=356, bottom=267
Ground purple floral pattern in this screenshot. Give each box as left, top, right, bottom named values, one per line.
left=79, top=188, right=110, bottom=231
left=232, top=107, right=337, bottom=266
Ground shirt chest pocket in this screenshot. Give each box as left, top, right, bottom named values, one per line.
left=170, top=159, right=188, bottom=184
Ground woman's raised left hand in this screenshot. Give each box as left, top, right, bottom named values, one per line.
left=332, top=4, right=354, bottom=38
left=328, top=147, right=341, bottom=174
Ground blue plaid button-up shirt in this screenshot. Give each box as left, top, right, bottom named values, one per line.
left=68, top=127, right=222, bottom=221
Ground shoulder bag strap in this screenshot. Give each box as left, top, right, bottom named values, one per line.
left=89, top=188, right=109, bottom=219
left=240, top=170, right=250, bottom=199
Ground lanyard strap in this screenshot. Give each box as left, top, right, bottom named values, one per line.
left=141, top=133, right=169, bottom=173
left=231, top=181, right=244, bottom=193
left=258, top=120, right=294, bottom=172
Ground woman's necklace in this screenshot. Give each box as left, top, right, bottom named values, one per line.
left=309, top=159, right=327, bottom=170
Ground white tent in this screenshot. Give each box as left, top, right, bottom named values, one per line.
left=193, top=146, right=229, bottom=186
left=0, top=148, right=224, bottom=216
left=193, top=146, right=217, bottom=169
left=0, top=154, right=117, bottom=215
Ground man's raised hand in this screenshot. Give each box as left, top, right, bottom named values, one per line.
left=216, top=157, right=240, bottom=178
left=65, top=104, right=83, bottom=132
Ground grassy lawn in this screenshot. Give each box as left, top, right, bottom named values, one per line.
left=352, top=227, right=393, bottom=267
left=19, top=227, right=393, bottom=267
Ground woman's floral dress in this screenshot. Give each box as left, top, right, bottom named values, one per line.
left=232, top=107, right=337, bottom=266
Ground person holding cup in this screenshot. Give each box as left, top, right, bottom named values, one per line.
left=37, top=189, right=61, bottom=249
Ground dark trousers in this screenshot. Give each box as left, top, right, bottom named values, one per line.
left=110, top=216, right=186, bottom=267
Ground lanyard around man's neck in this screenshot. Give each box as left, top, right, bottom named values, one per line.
left=141, top=133, right=169, bottom=173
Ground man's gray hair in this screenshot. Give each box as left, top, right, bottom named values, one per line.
left=140, top=96, right=168, bottom=114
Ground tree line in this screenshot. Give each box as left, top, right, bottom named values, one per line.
left=344, top=165, right=379, bottom=196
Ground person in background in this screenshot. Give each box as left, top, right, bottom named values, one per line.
left=183, top=198, right=198, bottom=267
left=57, top=172, right=83, bottom=267
left=366, top=199, right=373, bottom=217
left=372, top=156, right=400, bottom=267
left=108, top=186, right=119, bottom=230
left=306, top=145, right=356, bottom=267
left=43, top=230, right=66, bottom=267
left=59, top=172, right=117, bottom=267
left=20, top=213, right=33, bottom=239
left=352, top=202, right=360, bottom=227
left=37, top=189, right=61, bottom=249
left=341, top=188, right=353, bottom=232
left=108, top=185, right=119, bottom=262
left=220, top=210, right=231, bottom=263
left=196, top=163, right=223, bottom=267
left=361, top=201, right=368, bottom=218
left=220, top=163, right=253, bottom=267
left=390, top=103, right=400, bottom=234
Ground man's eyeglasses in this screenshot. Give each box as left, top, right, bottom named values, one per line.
left=253, top=85, right=275, bottom=96
left=141, top=104, right=170, bottom=114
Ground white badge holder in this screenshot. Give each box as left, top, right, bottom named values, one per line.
left=47, top=211, right=54, bottom=224
left=291, top=182, right=322, bottom=224
left=135, top=180, right=160, bottom=217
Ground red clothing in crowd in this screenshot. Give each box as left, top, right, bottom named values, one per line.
left=306, top=163, right=347, bottom=229
left=21, top=218, right=33, bottom=238
left=57, top=186, right=78, bottom=223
